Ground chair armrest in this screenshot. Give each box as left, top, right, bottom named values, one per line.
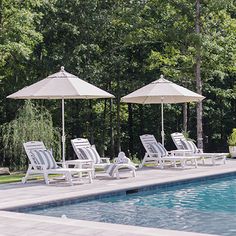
left=148, top=152, right=161, bottom=157
left=33, top=164, right=47, bottom=170
left=170, top=150, right=192, bottom=156
left=58, top=160, right=94, bottom=168
left=100, top=157, right=110, bottom=164
left=65, top=160, right=93, bottom=164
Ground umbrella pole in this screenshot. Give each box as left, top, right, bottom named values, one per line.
left=161, top=99, right=164, bottom=146
left=62, top=98, right=65, bottom=166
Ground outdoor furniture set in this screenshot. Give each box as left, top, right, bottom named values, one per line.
left=22, top=132, right=228, bottom=186
left=140, top=133, right=228, bottom=169
left=23, top=139, right=136, bottom=186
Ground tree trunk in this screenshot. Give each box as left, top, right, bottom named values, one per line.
left=116, top=78, right=121, bottom=153
left=89, top=100, right=94, bottom=144
left=101, top=99, right=107, bottom=157
left=195, top=0, right=203, bottom=149
left=109, top=98, right=115, bottom=157
left=128, top=103, right=134, bottom=156
left=183, top=103, right=188, bottom=132
left=139, top=105, right=144, bottom=135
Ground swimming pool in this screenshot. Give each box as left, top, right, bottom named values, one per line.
left=15, top=174, right=236, bottom=236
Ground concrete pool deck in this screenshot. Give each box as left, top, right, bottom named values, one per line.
left=0, top=158, right=236, bottom=236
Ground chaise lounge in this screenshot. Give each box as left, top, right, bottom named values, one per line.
left=71, top=138, right=110, bottom=177
left=23, top=141, right=93, bottom=185
left=140, top=134, right=200, bottom=169
left=171, top=132, right=228, bottom=165
left=71, top=138, right=136, bottom=179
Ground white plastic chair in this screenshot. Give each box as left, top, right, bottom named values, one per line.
left=105, top=152, right=136, bottom=179
left=171, top=132, right=228, bottom=165
left=71, top=138, right=110, bottom=177
left=140, top=134, right=199, bottom=169
left=23, top=141, right=93, bottom=185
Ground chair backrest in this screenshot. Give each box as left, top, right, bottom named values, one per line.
left=23, top=141, right=58, bottom=169
left=24, top=141, right=46, bottom=158
left=23, top=141, right=46, bottom=168
left=171, top=132, right=186, bottom=150
left=140, top=134, right=168, bottom=157
left=71, top=138, right=91, bottom=159
left=71, top=138, right=102, bottom=164
left=180, top=139, right=199, bottom=153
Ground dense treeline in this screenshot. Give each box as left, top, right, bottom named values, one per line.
left=0, top=0, right=236, bottom=169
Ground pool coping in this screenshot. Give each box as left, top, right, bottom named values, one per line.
left=0, top=210, right=216, bottom=236
left=1, top=162, right=236, bottom=236
left=2, top=167, right=236, bottom=211
left=7, top=169, right=236, bottom=212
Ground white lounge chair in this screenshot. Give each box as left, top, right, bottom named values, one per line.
left=140, top=134, right=200, bottom=169
left=71, top=138, right=110, bottom=177
left=23, top=141, right=93, bottom=185
left=171, top=132, right=228, bottom=165
left=104, top=152, right=136, bottom=179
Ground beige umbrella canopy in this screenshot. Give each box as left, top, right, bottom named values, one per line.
left=7, top=66, right=115, bottom=164
left=121, top=75, right=205, bottom=145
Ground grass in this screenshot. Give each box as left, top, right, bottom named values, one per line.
left=0, top=173, right=25, bottom=184
left=0, top=173, right=61, bottom=184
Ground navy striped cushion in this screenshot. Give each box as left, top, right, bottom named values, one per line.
left=78, top=146, right=101, bottom=164
left=180, top=140, right=198, bottom=153
left=30, top=149, right=58, bottom=169
left=148, top=142, right=168, bottom=157
left=171, top=133, right=185, bottom=149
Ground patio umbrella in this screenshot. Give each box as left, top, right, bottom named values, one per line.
left=7, top=66, right=114, bottom=164
left=121, top=75, right=204, bottom=145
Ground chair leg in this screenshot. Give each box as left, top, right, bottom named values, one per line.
left=132, top=169, right=136, bottom=177
left=116, top=171, right=120, bottom=179
left=88, top=171, right=93, bottom=183
left=91, top=163, right=95, bottom=178
left=212, top=158, right=216, bottom=166
left=139, top=153, right=148, bottom=168
left=223, top=157, right=226, bottom=164
left=160, top=160, right=164, bottom=169
left=43, top=172, right=50, bottom=185
left=180, top=160, right=185, bottom=168
left=22, top=165, right=32, bottom=183
left=66, top=172, right=73, bottom=186
left=202, top=157, right=205, bottom=165
left=174, top=160, right=177, bottom=168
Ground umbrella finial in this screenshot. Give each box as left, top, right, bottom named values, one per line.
left=160, top=74, right=164, bottom=79
left=60, top=66, right=65, bottom=72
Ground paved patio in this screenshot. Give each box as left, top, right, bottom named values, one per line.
left=0, top=158, right=236, bottom=236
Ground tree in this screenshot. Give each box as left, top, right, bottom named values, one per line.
left=195, top=0, right=203, bottom=149
left=1, top=101, right=61, bottom=169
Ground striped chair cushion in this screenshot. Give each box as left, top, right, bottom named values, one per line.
left=180, top=139, right=198, bottom=153
left=148, top=142, right=168, bottom=157
left=78, top=146, right=101, bottom=164
left=30, top=149, right=58, bottom=169
left=171, top=133, right=185, bottom=149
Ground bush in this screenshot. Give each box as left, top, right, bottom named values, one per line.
left=228, top=128, right=236, bottom=146
left=1, top=101, right=61, bottom=170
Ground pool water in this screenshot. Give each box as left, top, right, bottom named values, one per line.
left=23, top=175, right=236, bottom=236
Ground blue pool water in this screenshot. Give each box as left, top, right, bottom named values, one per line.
left=19, top=175, right=236, bottom=236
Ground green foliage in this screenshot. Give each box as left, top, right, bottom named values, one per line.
left=228, top=129, right=236, bottom=146
left=182, top=130, right=195, bottom=142
left=1, top=101, right=61, bottom=170
left=1, top=0, right=236, bottom=167
left=129, top=154, right=140, bottom=165
left=0, top=0, right=43, bottom=70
